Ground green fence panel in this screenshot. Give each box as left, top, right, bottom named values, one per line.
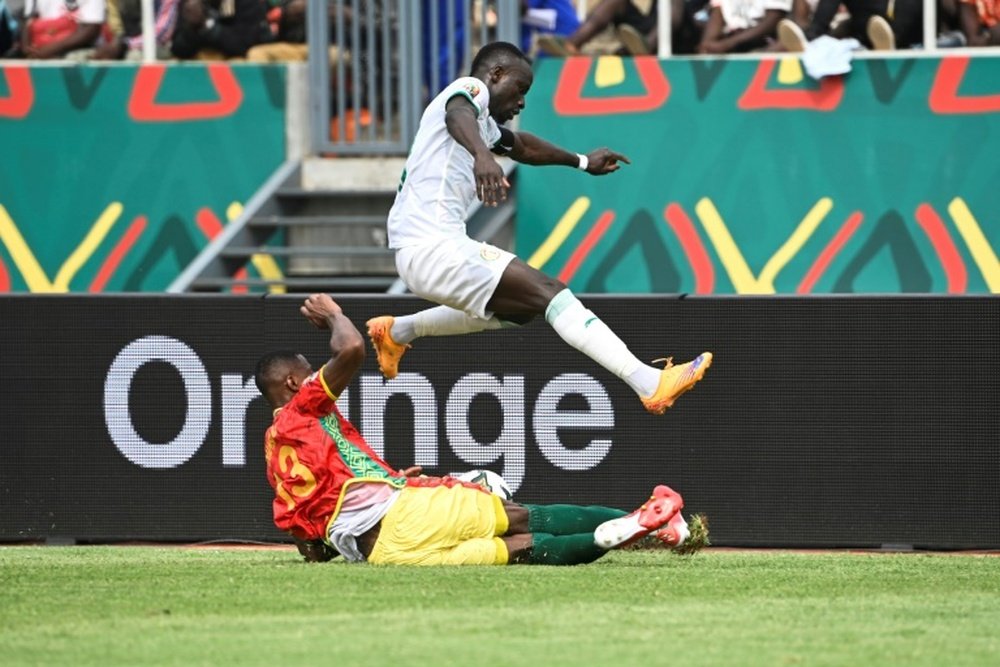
left=518, top=55, right=1000, bottom=294
left=0, top=63, right=285, bottom=292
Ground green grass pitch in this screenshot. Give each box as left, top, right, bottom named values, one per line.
left=2, top=546, right=998, bottom=666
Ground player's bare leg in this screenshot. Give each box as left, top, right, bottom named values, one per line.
left=491, top=259, right=712, bottom=414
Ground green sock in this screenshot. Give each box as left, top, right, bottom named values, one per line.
left=525, top=504, right=627, bottom=536
left=529, top=533, right=608, bottom=565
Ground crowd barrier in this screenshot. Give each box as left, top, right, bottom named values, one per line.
left=2, top=294, right=997, bottom=549
left=2, top=55, right=997, bottom=294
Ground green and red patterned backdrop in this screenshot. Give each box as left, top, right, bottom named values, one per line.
left=518, top=55, right=1000, bottom=294
left=0, top=63, right=285, bottom=293
left=3, top=57, right=998, bottom=294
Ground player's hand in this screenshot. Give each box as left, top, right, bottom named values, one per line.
left=293, top=537, right=338, bottom=562
left=399, top=466, right=423, bottom=478
left=584, top=148, right=631, bottom=175
left=300, top=293, right=342, bottom=329
left=473, top=153, right=510, bottom=207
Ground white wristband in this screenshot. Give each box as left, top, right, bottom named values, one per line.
left=577, top=153, right=589, bottom=171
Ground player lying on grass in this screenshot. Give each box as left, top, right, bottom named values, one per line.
left=366, top=40, right=711, bottom=416
left=256, top=294, right=708, bottom=565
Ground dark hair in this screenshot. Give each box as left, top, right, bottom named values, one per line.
left=470, top=41, right=531, bottom=77
left=254, top=350, right=305, bottom=397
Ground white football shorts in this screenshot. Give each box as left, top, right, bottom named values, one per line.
left=394, top=236, right=516, bottom=320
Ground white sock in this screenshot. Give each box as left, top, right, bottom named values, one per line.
left=544, top=289, right=660, bottom=397
left=391, top=306, right=502, bottom=344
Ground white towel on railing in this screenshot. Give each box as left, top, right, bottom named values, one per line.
left=802, top=35, right=862, bottom=80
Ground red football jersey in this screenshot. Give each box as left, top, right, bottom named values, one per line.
left=264, top=370, right=405, bottom=541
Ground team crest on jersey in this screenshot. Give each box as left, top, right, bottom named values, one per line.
left=480, top=244, right=501, bottom=261
left=464, top=82, right=480, bottom=97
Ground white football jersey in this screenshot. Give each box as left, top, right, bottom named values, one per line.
left=387, top=77, right=503, bottom=249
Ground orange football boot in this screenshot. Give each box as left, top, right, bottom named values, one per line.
left=640, top=352, right=713, bottom=415
left=366, top=316, right=410, bottom=380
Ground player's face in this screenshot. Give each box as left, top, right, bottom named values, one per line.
left=490, top=62, right=533, bottom=124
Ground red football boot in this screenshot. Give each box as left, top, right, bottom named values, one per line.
left=593, top=485, right=683, bottom=549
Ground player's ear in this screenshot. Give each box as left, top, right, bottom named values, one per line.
left=285, top=373, right=301, bottom=393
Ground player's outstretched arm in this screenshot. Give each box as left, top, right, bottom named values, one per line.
left=507, top=131, right=630, bottom=175
left=300, top=293, right=365, bottom=399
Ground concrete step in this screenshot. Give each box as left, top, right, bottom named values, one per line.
left=275, top=187, right=395, bottom=200
left=221, top=246, right=394, bottom=258
left=190, top=275, right=399, bottom=292
left=274, top=188, right=395, bottom=218
left=249, top=214, right=386, bottom=227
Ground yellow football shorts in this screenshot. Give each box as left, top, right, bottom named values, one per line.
left=368, top=484, right=510, bottom=566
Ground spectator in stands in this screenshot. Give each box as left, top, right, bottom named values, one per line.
left=957, top=0, right=1000, bottom=44
left=934, top=0, right=967, bottom=45
left=536, top=0, right=658, bottom=55
left=258, top=293, right=707, bottom=565
left=520, top=0, right=581, bottom=56
left=93, top=0, right=179, bottom=59
left=0, top=0, right=19, bottom=55
left=698, top=0, right=790, bottom=52
left=245, top=0, right=307, bottom=61
left=777, top=0, right=922, bottom=50
left=14, top=0, right=104, bottom=59
left=244, top=0, right=364, bottom=64
left=170, top=0, right=268, bottom=59
left=610, top=0, right=713, bottom=55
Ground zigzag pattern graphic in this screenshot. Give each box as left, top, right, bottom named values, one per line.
left=0, top=202, right=283, bottom=293
left=528, top=197, right=999, bottom=294
left=0, top=62, right=285, bottom=292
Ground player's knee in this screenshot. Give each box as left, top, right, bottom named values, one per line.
left=541, top=276, right=568, bottom=298
left=524, top=277, right=566, bottom=312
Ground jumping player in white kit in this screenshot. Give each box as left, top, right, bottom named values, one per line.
left=368, top=41, right=711, bottom=415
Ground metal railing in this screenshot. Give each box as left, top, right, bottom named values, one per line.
left=309, top=0, right=521, bottom=156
